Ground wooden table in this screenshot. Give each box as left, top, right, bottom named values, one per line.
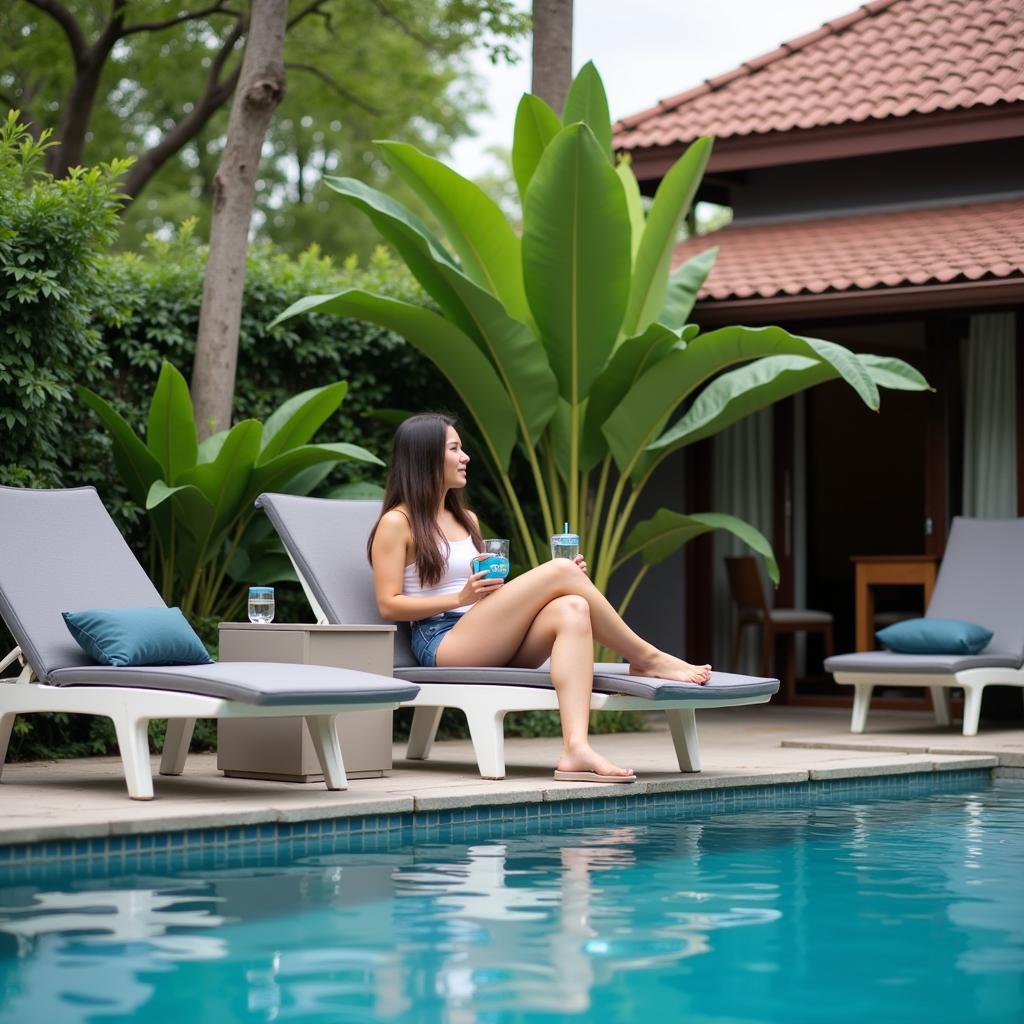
left=850, top=554, right=938, bottom=651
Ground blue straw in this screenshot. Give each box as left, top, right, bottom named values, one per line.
left=563, top=521, right=569, bottom=534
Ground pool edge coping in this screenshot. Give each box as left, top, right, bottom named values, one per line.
left=0, top=764, right=1002, bottom=871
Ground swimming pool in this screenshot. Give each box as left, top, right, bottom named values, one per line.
left=1, top=776, right=1021, bottom=1023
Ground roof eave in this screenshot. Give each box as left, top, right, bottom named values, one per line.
left=691, top=277, right=1024, bottom=326
left=622, top=104, right=1024, bottom=184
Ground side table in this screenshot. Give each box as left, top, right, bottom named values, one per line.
left=850, top=554, right=938, bottom=652
left=217, top=622, right=396, bottom=782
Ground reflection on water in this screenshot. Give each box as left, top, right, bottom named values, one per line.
left=1, top=786, right=1022, bottom=1024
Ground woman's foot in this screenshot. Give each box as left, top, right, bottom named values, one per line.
left=629, top=649, right=712, bottom=685
left=556, top=742, right=635, bottom=780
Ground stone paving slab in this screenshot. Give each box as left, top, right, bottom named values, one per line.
left=1, top=705, right=1019, bottom=846
left=782, top=733, right=1024, bottom=766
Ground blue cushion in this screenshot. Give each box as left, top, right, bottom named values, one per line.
left=876, top=617, right=993, bottom=655
left=62, top=607, right=213, bottom=667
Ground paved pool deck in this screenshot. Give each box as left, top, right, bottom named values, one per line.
left=2, top=705, right=1022, bottom=846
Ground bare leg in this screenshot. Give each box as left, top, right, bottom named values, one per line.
left=438, top=559, right=710, bottom=684
left=508, top=596, right=633, bottom=777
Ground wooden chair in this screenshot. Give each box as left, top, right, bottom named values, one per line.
left=724, top=556, right=834, bottom=702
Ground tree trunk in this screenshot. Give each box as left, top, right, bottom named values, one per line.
left=531, top=0, right=573, bottom=114
left=191, top=0, right=287, bottom=440
left=43, top=11, right=125, bottom=178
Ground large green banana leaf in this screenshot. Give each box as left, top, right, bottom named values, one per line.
left=378, top=141, right=529, bottom=323
left=197, top=428, right=230, bottom=463
left=512, top=94, right=562, bottom=201
left=616, top=161, right=645, bottom=265
left=580, top=323, right=681, bottom=471
left=434, top=264, right=558, bottom=445
left=146, top=479, right=214, bottom=544
left=321, top=176, right=483, bottom=341
left=562, top=60, right=613, bottom=160
left=182, top=418, right=263, bottom=536
left=604, top=325, right=881, bottom=476
left=658, top=247, right=718, bottom=331
left=146, top=361, right=197, bottom=483
left=620, top=137, right=712, bottom=340
left=641, top=353, right=931, bottom=475
left=322, top=175, right=455, bottom=265
left=272, top=290, right=518, bottom=469
left=620, top=508, right=779, bottom=583
left=247, top=442, right=382, bottom=506
left=856, top=353, right=937, bottom=391
left=548, top=397, right=573, bottom=484
left=259, top=381, right=348, bottom=464
left=77, top=385, right=164, bottom=507
left=77, top=383, right=172, bottom=553
left=522, top=122, right=631, bottom=402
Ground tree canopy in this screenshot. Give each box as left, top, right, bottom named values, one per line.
left=1, top=0, right=529, bottom=254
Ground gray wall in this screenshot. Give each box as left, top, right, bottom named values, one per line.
left=606, top=448, right=692, bottom=660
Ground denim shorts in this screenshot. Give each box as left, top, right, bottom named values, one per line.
left=409, top=612, right=464, bottom=667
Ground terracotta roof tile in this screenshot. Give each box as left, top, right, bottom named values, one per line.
left=616, top=0, right=1024, bottom=149
left=672, top=198, right=1024, bottom=304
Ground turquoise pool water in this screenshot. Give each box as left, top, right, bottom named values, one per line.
left=1, top=781, right=1022, bottom=1023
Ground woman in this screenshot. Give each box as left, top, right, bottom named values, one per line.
left=369, top=413, right=712, bottom=783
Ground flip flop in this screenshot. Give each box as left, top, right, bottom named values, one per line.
left=552, top=770, right=637, bottom=784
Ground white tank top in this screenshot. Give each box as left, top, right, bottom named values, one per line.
left=403, top=534, right=477, bottom=616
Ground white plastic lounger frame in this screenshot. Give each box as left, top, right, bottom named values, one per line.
left=258, top=493, right=781, bottom=780
left=826, top=516, right=1024, bottom=737
left=0, top=656, right=383, bottom=799
left=830, top=665, right=1023, bottom=738
left=0, top=486, right=418, bottom=801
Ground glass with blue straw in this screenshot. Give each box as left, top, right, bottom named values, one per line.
left=550, top=521, right=580, bottom=561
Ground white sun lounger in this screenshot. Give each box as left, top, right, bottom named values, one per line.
left=826, top=516, right=1024, bottom=736
left=0, top=486, right=419, bottom=799
left=257, top=493, right=780, bottom=779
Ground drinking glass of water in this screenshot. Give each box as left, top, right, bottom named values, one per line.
left=550, top=524, right=580, bottom=561
left=248, top=586, right=275, bottom=623
left=471, top=539, right=510, bottom=579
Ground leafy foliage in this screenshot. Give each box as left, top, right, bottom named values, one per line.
left=276, top=62, right=931, bottom=648
left=0, top=113, right=129, bottom=488
left=0, top=0, right=531, bottom=255
left=81, top=363, right=383, bottom=619
left=89, top=223, right=461, bottom=466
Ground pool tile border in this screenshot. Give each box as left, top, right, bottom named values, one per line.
left=0, top=767, right=992, bottom=881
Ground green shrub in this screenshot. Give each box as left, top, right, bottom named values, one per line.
left=0, top=113, right=128, bottom=489
left=84, top=224, right=464, bottom=515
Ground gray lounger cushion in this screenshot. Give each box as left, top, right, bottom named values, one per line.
left=257, top=493, right=780, bottom=701
left=256, top=493, right=421, bottom=665
left=0, top=485, right=166, bottom=679
left=396, top=664, right=778, bottom=701
left=49, top=662, right=419, bottom=706
left=0, top=486, right=418, bottom=706
left=826, top=516, right=1024, bottom=678
left=824, top=651, right=1021, bottom=676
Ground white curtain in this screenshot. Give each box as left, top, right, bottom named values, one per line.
left=711, top=408, right=773, bottom=672
left=962, top=313, right=1017, bottom=518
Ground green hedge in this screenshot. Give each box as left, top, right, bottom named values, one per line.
left=83, top=224, right=464, bottom=524
left=0, top=115, right=124, bottom=490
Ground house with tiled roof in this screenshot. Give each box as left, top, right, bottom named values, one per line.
left=613, top=0, right=1024, bottom=716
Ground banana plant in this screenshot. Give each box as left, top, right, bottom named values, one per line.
left=79, top=362, right=382, bottom=618
left=272, top=61, right=929, bottom=620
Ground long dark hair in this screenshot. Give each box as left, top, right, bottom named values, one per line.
left=367, top=413, right=482, bottom=586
